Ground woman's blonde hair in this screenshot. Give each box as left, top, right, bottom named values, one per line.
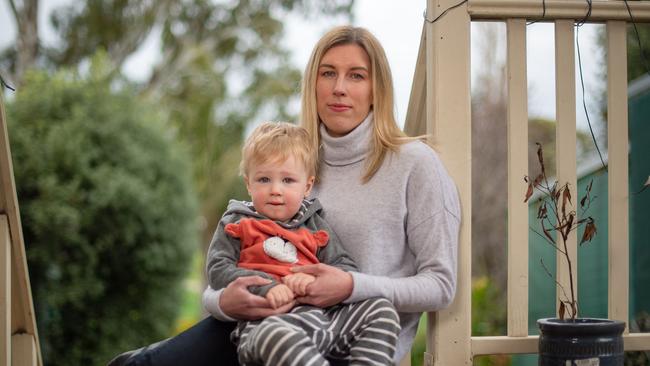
left=240, top=122, right=317, bottom=178
left=300, top=25, right=414, bottom=183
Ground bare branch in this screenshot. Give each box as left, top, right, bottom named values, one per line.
left=530, top=227, right=564, bottom=253
left=8, top=0, right=19, bottom=19
left=540, top=258, right=572, bottom=302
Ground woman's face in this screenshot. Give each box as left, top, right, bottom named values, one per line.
left=316, top=43, right=373, bottom=137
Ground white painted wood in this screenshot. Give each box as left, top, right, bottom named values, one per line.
left=554, top=20, right=578, bottom=318
left=404, top=23, right=427, bottom=137
left=623, top=333, right=650, bottom=351
left=606, top=20, right=629, bottom=328
left=472, top=335, right=538, bottom=355
left=1, top=216, right=10, bottom=366
left=471, top=331, right=650, bottom=355
left=468, top=0, right=650, bottom=21
left=506, top=18, right=529, bottom=337
left=11, top=333, right=36, bottom=366
left=426, top=0, right=472, bottom=364
left=0, top=91, right=41, bottom=366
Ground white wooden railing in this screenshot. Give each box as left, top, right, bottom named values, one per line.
left=404, top=0, right=650, bottom=364
left=0, top=93, right=41, bottom=366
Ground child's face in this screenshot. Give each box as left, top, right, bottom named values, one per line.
left=245, top=155, right=315, bottom=222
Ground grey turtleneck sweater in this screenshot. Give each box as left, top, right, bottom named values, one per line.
left=203, top=113, right=460, bottom=363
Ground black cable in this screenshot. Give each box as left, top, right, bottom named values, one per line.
left=576, top=0, right=593, bottom=27
left=575, top=25, right=607, bottom=170
left=423, top=0, right=468, bottom=24
left=0, top=74, right=15, bottom=92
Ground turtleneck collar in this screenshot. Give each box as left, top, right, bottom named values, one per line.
left=320, top=112, right=374, bottom=166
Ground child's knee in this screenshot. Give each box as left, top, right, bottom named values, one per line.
left=364, top=298, right=401, bottom=332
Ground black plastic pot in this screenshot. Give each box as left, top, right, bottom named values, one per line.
left=538, top=318, right=626, bottom=366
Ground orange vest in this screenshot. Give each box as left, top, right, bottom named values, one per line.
left=225, top=218, right=329, bottom=280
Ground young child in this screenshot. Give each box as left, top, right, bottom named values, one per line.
left=206, top=122, right=400, bottom=366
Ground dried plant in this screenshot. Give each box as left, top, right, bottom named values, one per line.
left=524, top=143, right=598, bottom=320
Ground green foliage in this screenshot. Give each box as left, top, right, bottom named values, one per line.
left=410, top=313, right=427, bottom=366
left=472, top=277, right=511, bottom=366
left=626, top=24, right=650, bottom=82
left=2, top=0, right=354, bottom=241
left=596, top=23, right=650, bottom=83
left=7, top=69, right=198, bottom=366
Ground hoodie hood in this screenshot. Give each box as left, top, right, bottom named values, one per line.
left=224, top=198, right=323, bottom=229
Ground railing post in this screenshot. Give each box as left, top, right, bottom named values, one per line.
left=606, top=20, right=629, bottom=328
left=0, top=90, right=42, bottom=366
left=425, top=0, right=472, bottom=364
left=12, top=333, right=37, bottom=366
left=1, top=215, right=9, bottom=366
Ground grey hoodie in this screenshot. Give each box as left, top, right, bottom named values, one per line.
left=205, top=198, right=358, bottom=297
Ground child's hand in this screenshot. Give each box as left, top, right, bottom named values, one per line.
left=266, top=284, right=295, bottom=309
left=282, top=272, right=316, bottom=296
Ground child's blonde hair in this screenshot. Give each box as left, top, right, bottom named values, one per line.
left=240, top=122, right=317, bottom=178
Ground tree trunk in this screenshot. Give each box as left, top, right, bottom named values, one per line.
left=10, top=0, right=39, bottom=86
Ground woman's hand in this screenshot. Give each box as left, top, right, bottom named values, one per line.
left=290, top=264, right=353, bottom=308
left=220, top=276, right=294, bottom=320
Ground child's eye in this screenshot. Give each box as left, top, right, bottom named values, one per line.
left=257, top=177, right=270, bottom=183
left=283, top=178, right=295, bottom=184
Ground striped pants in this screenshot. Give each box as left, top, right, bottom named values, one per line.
left=232, top=297, right=400, bottom=366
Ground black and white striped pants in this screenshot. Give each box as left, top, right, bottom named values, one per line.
left=232, top=297, right=400, bottom=366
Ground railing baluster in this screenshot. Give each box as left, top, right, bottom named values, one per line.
left=426, top=0, right=472, bottom=364
left=606, top=20, right=629, bottom=328
left=506, top=18, right=529, bottom=337
left=554, top=20, right=578, bottom=317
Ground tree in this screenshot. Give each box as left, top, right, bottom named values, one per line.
left=2, top=0, right=354, bottom=247
left=7, top=65, right=198, bottom=366
left=2, top=1, right=354, bottom=360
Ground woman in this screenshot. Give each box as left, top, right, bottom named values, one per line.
left=110, top=25, right=459, bottom=366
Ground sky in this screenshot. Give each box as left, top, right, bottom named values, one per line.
left=0, top=0, right=605, bottom=131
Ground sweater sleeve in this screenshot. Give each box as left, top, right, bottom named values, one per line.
left=201, top=286, right=236, bottom=322
left=345, top=148, right=461, bottom=312
left=206, top=215, right=278, bottom=297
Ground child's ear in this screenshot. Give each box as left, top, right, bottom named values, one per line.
left=304, top=176, right=315, bottom=197
left=244, top=176, right=251, bottom=196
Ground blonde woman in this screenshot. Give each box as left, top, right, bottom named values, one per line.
left=110, top=26, right=459, bottom=366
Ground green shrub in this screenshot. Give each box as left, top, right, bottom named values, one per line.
left=7, top=70, right=198, bottom=366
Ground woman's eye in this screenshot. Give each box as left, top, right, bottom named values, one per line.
left=350, top=73, right=365, bottom=80
left=321, top=70, right=335, bottom=78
